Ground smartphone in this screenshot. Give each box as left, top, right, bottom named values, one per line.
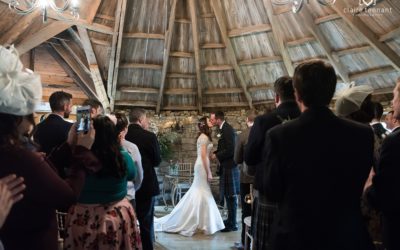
left=76, top=105, right=91, bottom=133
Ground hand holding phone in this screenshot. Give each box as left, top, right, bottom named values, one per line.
left=76, top=105, right=91, bottom=133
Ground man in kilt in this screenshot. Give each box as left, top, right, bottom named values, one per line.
left=244, top=76, right=300, bottom=249
left=211, top=111, right=240, bottom=232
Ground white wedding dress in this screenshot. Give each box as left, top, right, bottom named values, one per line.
left=154, top=134, right=225, bottom=236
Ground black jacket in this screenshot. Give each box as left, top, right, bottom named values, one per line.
left=125, top=124, right=161, bottom=200
left=215, top=121, right=236, bottom=169
left=264, top=107, right=375, bottom=250
left=34, top=114, right=73, bottom=155
left=244, top=101, right=300, bottom=190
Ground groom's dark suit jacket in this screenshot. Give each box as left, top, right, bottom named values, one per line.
left=215, top=121, right=236, bottom=169
left=264, top=107, right=375, bottom=250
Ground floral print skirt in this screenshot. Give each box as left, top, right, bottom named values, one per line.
left=64, top=198, right=142, bottom=250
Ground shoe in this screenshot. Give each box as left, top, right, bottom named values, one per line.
left=220, top=226, right=239, bottom=233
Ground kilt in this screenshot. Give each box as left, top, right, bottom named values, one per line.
left=64, top=198, right=142, bottom=250
left=219, top=165, right=240, bottom=200
left=251, top=190, right=278, bottom=250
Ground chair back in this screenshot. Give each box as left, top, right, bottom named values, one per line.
left=56, top=210, right=67, bottom=249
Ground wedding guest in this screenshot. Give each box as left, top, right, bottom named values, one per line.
left=264, top=60, right=375, bottom=250
left=370, top=102, right=389, bottom=139
left=234, top=110, right=256, bottom=249
left=244, top=76, right=300, bottom=250
left=82, top=99, right=104, bottom=118
left=0, top=45, right=96, bottom=250
left=367, top=79, right=400, bottom=250
left=384, top=110, right=399, bottom=132
left=126, top=108, right=161, bottom=250
left=115, top=111, right=144, bottom=209
left=64, top=115, right=141, bottom=250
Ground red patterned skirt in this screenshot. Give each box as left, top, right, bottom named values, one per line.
left=64, top=198, right=142, bottom=250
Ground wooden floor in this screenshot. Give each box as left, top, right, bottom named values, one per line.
left=154, top=206, right=242, bottom=250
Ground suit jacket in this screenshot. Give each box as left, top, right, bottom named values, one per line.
left=125, top=124, right=161, bottom=200
left=234, top=127, right=254, bottom=183
left=34, top=114, right=73, bottom=155
left=264, top=107, right=375, bottom=250
left=244, top=101, right=300, bottom=190
left=367, top=127, right=400, bottom=249
left=215, top=121, right=236, bottom=170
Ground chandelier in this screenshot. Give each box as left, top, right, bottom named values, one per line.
left=8, top=0, right=79, bottom=23
left=271, top=0, right=337, bottom=13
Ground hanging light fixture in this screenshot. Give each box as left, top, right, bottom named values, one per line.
left=8, top=0, right=79, bottom=23
left=271, top=0, right=337, bottom=14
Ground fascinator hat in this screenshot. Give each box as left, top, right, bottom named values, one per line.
left=335, top=82, right=373, bottom=117
left=0, top=45, right=42, bottom=116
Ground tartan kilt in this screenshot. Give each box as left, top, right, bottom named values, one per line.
left=219, top=165, right=240, bottom=198
left=251, top=191, right=278, bottom=250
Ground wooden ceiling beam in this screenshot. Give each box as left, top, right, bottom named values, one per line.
left=46, top=44, right=97, bottom=100
left=164, top=88, right=196, bottom=95
left=123, top=32, right=165, bottom=40
left=333, top=45, right=371, bottom=57
left=349, top=66, right=396, bottom=81
left=0, top=11, right=41, bottom=46
left=379, top=26, right=400, bottom=42
left=200, top=43, right=226, bottom=49
left=248, top=84, right=273, bottom=92
left=239, top=55, right=283, bottom=66
left=332, top=1, right=400, bottom=72
left=114, top=100, right=157, bottom=107
left=91, top=38, right=110, bottom=46
left=203, top=65, right=234, bottom=71
left=314, top=14, right=341, bottom=25
left=119, top=63, right=163, bottom=70
left=175, top=18, right=191, bottom=24
left=162, top=105, right=198, bottom=111
left=85, top=0, right=102, bottom=24
left=211, top=0, right=253, bottom=109
left=77, top=26, right=111, bottom=110
left=119, top=87, right=159, bottom=94
left=59, top=39, right=91, bottom=75
left=203, top=102, right=249, bottom=108
left=156, top=0, right=178, bottom=113
left=189, top=0, right=203, bottom=113
left=15, top=21, right=72, bottom=55
left=170, top=51, right=193, bottom=58
left=204, top=88, right=243, bottom=94
left=286, top=36, right=316, bottom=47
left=108, top=0, right=127, bottom=110
left=300, top=5, right=351, bottom=84
left=228, top=23, right=272, bottom=38
left=265, top=0, right=295, bottom=75
left=95, top=14, right=115, bottom=21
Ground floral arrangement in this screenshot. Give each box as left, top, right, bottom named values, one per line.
left=157, top=131, right=181, bottom=160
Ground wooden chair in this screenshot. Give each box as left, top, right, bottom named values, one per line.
left=171, top=162, right=192, bottom=206
left=56, top=210, right=67, bottom=250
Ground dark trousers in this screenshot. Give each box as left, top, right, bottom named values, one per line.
left=382, top=215, right=400, bottom=250
left=225, top=195, right=238, bottom=229
left=240, top=183, right=252, bottom=245
left=136, top=197, right=155, bottom=250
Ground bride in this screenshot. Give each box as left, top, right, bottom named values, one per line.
left=154, top=116, right=225, bottom=236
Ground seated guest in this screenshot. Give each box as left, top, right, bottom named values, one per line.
left=115, top=112, right=144, bottom=209
left=64, top=115, right=142, bottom=250
left=0, top=45, right=96, bottom=250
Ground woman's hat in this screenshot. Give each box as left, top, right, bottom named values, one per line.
left=0, top=45, right=42, bottom=116
left=335, top=83, right=373, bottom=117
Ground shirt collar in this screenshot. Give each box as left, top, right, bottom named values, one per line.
left=219, top=120, right=225, bottom=130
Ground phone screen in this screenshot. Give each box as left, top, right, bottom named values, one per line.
left=76, top=105, right=91, bottom=133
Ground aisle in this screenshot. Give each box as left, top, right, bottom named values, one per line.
left=154, top=206, right=242, bottom=250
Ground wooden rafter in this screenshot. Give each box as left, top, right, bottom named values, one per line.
left=85, top=0, right=102, bottom=24
left=203, top=102, right=249, bottom=108
left=164, top=88, right=196, bottom=95
left=203, top=65, right=234, bottom=71
left=263, top=0, right=295, bottom=75
left=156, top=0, right=178, bottom=113
left=46, top=44, right=97, bottom=100
left=162, top=105, right=197, bottom=111
left=170, top=51, right=193, bottom=58
left=16, top=21, right=72, bottom=55
left=333, top=45, right=370, bottom=57
left=189, top=0, right=204, bottom=113
left=314, top=14, right=341, bottom=25
left=300, top=5, right=350, bottom=83
left=59, top=40, right=91, bottom=75
left=228, top=23, right=272, bottom=37
left=286, top=36, right=316, bottom=47
left=167, top=73, right=196, bottom=79
left=119, top=63, right=163, bottom=70
left=349, top=66, right=396, bottom=81
left=119, top=87, right=159, bottom=94
left=108, top=0, right=127, bottom=110
left=0, top=11, right=41, bottom=46
left=331, top=1, right=400, bottom=72
left=123, top=32, right=165, bottom=40
left=204, top=88, right=243, bottom=94
left=201, top=43, right=225, bottom=49
left=238, top=55, right=283, bottom=66
left=114, top=100, right=157, bottom=108
left=210, top=0, right=253, bottom=109
left=379, top=27, right=400, bottom=42
left=77, top=26, right=111, bottom=110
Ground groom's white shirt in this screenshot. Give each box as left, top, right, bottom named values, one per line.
left=219, top=120, right=225, bottom=130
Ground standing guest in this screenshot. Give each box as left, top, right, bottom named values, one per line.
left=64, top=115, right=141, bottom=250
left=82, top=99, right=104, bottom=118
left=370, top=102, right=389, bottom=139
left=234, top=110, right=256, bottom=249
left=264, top=60, right=375, bottom=250
left=384, top=110, right=399, bottom=132
left=210, top=111, right=240, bottom=232
left=367, top=78, right=400, bottom=250
left=244, top=76, right=300, bottom=250
left=0, top=45, right=96, bottom=250
left=126, top=108, right=161, bottom=250
left=115, top=111, right=144, bottom=209
left=34, top=91, right=73, bottom=155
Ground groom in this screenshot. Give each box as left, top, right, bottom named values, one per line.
left=211, top=111, right=240, bottom=232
